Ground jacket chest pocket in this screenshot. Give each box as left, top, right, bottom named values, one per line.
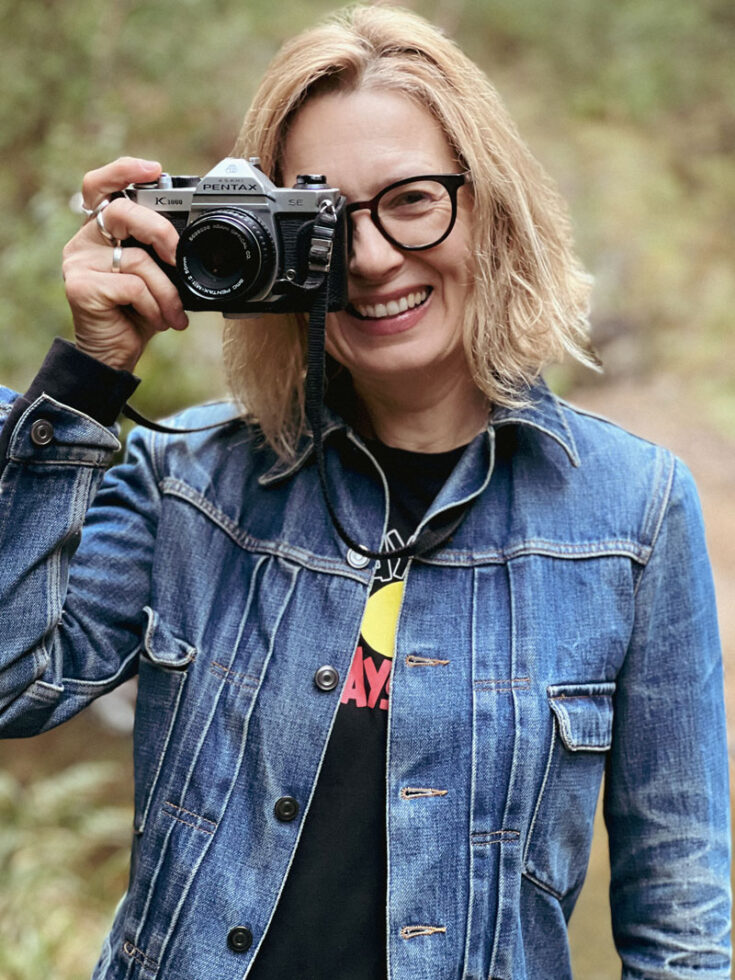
left=523, top=681, right=614, bottom=903
left=133, top=606, right=197, bottom=835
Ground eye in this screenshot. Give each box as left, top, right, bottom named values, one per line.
left=381, top=182, right=442, bottom=217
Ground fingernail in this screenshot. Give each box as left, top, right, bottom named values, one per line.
left=176, top=311, right=189, bottom=329
left=139, top=159, right=160, bottom=170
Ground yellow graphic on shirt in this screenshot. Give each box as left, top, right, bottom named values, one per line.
left=360, top=580, right=404, bottom=660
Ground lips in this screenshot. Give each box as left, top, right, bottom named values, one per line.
left=348, top=287, right=431, bottom=320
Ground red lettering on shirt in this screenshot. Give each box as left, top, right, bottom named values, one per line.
left=340, top=645, right=392, bottom=712
left=341, top=646, right=367, bottom=708
left=364, top=657, right=391, bottom=709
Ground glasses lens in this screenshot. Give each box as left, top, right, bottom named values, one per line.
left=377, top=179, right=454, bottom=248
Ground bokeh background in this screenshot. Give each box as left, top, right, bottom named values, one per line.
left=0, top=0, right=733, bottom=976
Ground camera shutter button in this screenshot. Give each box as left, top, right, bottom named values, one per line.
left=30, top=419, right=54, bottom=447
left=295, top=174, right=327, bottom=187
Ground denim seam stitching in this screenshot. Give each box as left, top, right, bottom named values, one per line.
left=632, top=453, right=677, bottom=600
left=136, top=669, right=187, bottom=836
left=150, top=558, right=300, bottom=973
left=160, top=477, right=370, bottom=580
left=7, top=394, right=120, bottom=460
left=161, top=801, right=217, bottom=835
left=638, top=446, right=674, bottom=551
left=521, top=868, right=565, bottom=901
left=61, top=647, right=140, bottom=690
left=210, top=661, right=260, bottom=689
left=122, top=940, right=158, bottom=973
left=471, top=829, right=520, bottom=846
left=420, top=540, right=650, bottom=565
left=522, top=715, right=556, bottom=867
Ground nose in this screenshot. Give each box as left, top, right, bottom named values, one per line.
left=348, top=212, right=404, bottom=281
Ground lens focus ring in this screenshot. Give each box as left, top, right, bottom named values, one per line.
left=177, top=209, right=276, bottom=303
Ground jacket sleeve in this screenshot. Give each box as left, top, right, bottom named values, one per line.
left=0, top=346, right=158, bottom=737
left=604, top=456, right=732, bottom=978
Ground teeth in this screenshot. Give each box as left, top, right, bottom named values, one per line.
left=355, top=289, right=428, bottom=319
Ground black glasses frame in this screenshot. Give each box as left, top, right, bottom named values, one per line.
left=345, top=172, right=471, bottom=252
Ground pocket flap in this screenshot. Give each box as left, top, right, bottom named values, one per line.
left=547, top=682, right=615, bottom=752
left=142, top=606, right=197, bottom=669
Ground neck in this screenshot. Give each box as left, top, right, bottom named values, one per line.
left=352, top=366, right=489, bottom=452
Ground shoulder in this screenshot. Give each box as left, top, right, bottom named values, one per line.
left=563, top=397, right=707, bottom=551
left=0, top=386, right=20, bottom=419
left=557, top=396, right=667, bottom=460
left=124, top=399, right=276, bottom=488
left=533, top=394, right=695, bottom=556
left=556, top=395, right=680, bottom=492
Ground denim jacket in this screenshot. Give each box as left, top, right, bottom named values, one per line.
left=0, top=377, right=730, bottom=979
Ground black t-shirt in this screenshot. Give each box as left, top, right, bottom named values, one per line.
left=250, top=440, right=465, bottom=978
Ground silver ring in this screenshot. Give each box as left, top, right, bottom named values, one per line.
left=95, top=202, right=116, bottom=243
left=111, top=243, right=123, bottom=273
left=80, top=197, right=110, bottom=220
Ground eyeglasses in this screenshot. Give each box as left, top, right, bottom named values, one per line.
left=345, top=172, right=471, bottom=252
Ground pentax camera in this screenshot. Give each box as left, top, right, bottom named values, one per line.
left=122, top=157, right=348, bottom=315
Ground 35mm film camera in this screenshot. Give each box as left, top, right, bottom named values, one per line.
left=123, top=157, right=348, bottom=315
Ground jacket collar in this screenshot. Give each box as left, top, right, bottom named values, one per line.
left=259, top=376, right=579, bottom=486
left=490, top=378, right=580, bottom=467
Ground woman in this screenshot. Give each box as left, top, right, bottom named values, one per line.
left=0, top=5, right=730, bottom=978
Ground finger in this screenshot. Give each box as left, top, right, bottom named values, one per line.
left=111, top=246, right=189, bottom=330
left=81, top=157, right=162, bottom=211
left=65, top=249, right=189, bottom=332
left=84, top=196, right=179, bottom=266
left=69, top=270, right=172, bottom=337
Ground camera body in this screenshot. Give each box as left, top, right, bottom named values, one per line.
left=123, top=157, right=348, bottom=315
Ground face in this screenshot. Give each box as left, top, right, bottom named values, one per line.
left=280, top=87, right=474, bottom=395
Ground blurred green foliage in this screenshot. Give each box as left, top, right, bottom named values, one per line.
left=0, top=2, right=732, bottom=976
left=0, top=762, right=133, bottom=979
left=0, top=0, right=732, bottom=420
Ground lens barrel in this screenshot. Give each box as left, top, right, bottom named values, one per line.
left=177, top=209, right=276, bottom=302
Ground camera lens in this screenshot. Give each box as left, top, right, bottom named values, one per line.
left=177, top=209, right=275, bottom=302
left=196, top=229, right=243, bottom=280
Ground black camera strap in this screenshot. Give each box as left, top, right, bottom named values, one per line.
left=303, top=274, right=471, bottom=562
left=300, top=205, right=473, bottom=562
left=122, top=204, right=472, bottom=561
left=118, top=208, right=341, bottom=436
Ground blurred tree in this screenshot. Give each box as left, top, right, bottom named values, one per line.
left=0, top=0, right=732, bottom=418
left=0, top=2, right=733, bottom=976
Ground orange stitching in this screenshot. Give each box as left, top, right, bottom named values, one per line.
left=400, top=787, right=448, bottom=799
left=401, top=924, right=447, bottom=940
left=162, top=801, right=217, bottom=834
left=405, top=655, right=450, bottom=667
left=123, top=940, right=158, bottom=969
left=210, top=661, right=260, bottom=688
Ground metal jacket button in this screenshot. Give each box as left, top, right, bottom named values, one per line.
left=227, top=926, right=253, bottom=953
left=314, top=665, right=339, bottom=691
left=274, top=796, right=299, bottom=822
left=346, top=547, right=370, bottom=569
left=30, top=419, right=54, bottom=446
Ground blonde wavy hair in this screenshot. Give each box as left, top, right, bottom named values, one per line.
left=224, top=3, right=596, bottom=458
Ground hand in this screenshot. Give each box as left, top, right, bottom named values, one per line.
left=62, top=157, right=190, bottom=372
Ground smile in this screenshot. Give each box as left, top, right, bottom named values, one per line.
left=349, top=288, right=431, bottom=320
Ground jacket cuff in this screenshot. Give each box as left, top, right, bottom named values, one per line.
left=0, top=338, right=139, bottom=472
left=25, top=338, right=140, bottom=426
